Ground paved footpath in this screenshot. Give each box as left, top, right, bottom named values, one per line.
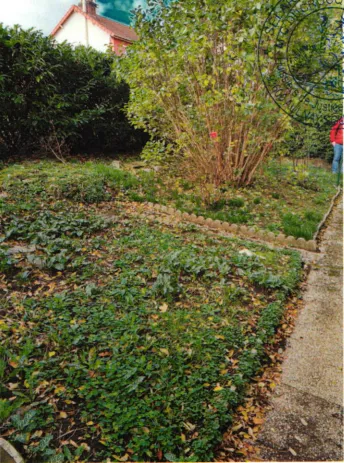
left=258, top=197, right=343, bottom=461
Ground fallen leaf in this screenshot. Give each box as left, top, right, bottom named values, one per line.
left=159, top=303, right=168, bottom=312
left=213, top=386, right=223, bottom=392
left=289, top=447, right=297, bottom=456
left=160, top=348, right=169, bottom=356
left=59, top=411, right=67, bottom=419
left=253, top=417, right=264, bottom=425
left=54, top=386, right=66, bottom=394
left=183, top=421, right=196, bottom=431
left=80, top=442, right=90, bottom=452
left=8, top=383, right=19, bottom=390
left=232, top=424, right=242, bottom=432
left=113, top=454, right=129, bottom=462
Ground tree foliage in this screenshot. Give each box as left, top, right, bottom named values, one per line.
left=0, top=24, right=146, bottom=159
left=281, top=99, right=342, bottom=163
left=119, top=0, right=286, bottom=186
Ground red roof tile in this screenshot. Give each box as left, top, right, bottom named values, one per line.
left=93, top=14, right=138, bottom=42
left=51, top=5, right=138, bottom=43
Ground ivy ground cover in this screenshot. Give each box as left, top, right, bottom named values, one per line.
left=0, top=162, right=302, bottom=462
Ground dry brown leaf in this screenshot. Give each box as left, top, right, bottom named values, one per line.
left=159, top=303, right=168, bottom=312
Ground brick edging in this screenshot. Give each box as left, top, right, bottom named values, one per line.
left=146, top=203, right=317, bottom=252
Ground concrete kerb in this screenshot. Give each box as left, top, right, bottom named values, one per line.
left=0, top=438, right=24, bottom=463
left=313, top=187, right=342, bottom=242
left=143, top=202, right=320, bottom=252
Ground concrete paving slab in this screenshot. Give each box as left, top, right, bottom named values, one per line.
left=258, top=384, right=343, bottom=461
left=258, top=196, right=343, bottom=460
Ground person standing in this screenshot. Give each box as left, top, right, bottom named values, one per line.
left=330, top=116, right=343, bottom=173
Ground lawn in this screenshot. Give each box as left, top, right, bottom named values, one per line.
left=0, top=161, right=303, bottom=462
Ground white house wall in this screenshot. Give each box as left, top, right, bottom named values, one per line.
left=54, top=12, right=110, bottom=52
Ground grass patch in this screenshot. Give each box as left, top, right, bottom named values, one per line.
left=0, top=164, right=302, bottom=462
left=282, top=210, right=323, bottom=240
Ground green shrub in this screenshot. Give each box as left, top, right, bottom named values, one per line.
left=0, top=24, right=146, bottom=159
left=119, top=0, right=285, bottom=186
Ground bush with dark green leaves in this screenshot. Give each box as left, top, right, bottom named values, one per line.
left=0, top=24, right=146, bottom=158
left=280, top=101, right=342, bottom=163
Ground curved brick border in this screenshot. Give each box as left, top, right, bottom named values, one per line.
left=147, top=203, right=317, bottom=252
left=313, top=186, right=342, bottom=242
left=0, top=438, right=24, bottom=463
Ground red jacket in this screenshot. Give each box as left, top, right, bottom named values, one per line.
left=330, top=117, right=343, bottom=145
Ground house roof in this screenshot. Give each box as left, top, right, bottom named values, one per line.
left=51, top=5, right=138, bottom=43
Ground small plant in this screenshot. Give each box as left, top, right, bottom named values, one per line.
left=0, top=399, right=17, bottom=422
left=0, top=247, right=18, bottom=275
left=228, top=198, right=245, bottom=208
left=40, top=122, right=69, bottom=164
left=208, top=198, right=227, bottom=211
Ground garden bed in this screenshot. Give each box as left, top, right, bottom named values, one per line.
left=0, top=159, right=337, bottom=241
left=0, top=163, right=303, bottom=462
